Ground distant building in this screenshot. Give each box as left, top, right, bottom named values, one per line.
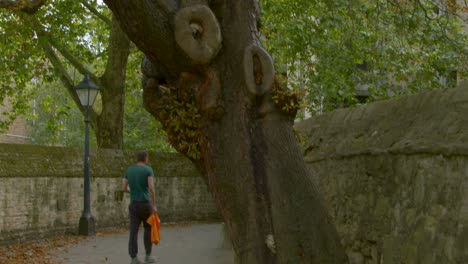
left=0, top=98, right=30, bottom=144
left=435, top=0, right=467, bottom=85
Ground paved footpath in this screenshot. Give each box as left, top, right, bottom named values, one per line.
left=53, top=223, right=235, bottom=264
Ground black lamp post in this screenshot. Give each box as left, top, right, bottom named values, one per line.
left=75, top=72, right=99, bottom=236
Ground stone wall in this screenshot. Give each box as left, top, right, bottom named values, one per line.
left=295, top=86, right=468, bottom=264
left=0, top=145, right=218, bottom=244
left=2, top=86, right=467, bottom=263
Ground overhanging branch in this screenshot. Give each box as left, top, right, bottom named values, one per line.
left=28, top=16, right=100, bottom=84
left=37, top=37, right=80, bottom=106
left=104, top=0, right=195, bottom=80
left=0, top=0, right=45, bottom=14
left=37, top=38, right=99, bottom=119
left=79, top=0, right=112, bottom=27
left=28, top=17, right=98, bottom=118
left=46, top=36, right=101, bottom=83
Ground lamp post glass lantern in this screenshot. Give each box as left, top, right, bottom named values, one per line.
left=75, top=72, right=99, bottom=236
left=75, top=73, right=99, bottom=108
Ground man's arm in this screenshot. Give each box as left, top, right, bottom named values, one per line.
left=148, top=176, right=157, bottom=212
left=122, top=178, right=130, bottom=193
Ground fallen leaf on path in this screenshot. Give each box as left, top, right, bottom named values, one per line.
left=0, top=235, right=84, bottom=264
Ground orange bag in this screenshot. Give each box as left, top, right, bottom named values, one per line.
left=146, top=212, right=161, bottom=245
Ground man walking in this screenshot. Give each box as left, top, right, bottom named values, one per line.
left=123, top=151, right=157, bottom=264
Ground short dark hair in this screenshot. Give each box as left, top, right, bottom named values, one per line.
left=136, top=151, right=148, bottom=162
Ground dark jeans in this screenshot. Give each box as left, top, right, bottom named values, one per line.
left=128, top=200, right=152, bottom=258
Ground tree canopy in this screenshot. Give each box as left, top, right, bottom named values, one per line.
left=0, top=0, right=111, bottom=129
left=261, top=0, right=467, bottom=115
left=1, top=0, right=466, bottom=144
left=0, top=0, right=171, bottom=150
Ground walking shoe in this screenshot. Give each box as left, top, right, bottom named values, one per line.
left=145, top=254, right=156, bottom=263
left=130, top=257, right=143, bottom=264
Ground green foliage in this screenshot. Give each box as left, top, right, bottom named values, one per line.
left=123, top=51, right=174, bottom=152
left=261, top=0, right=468, bottom=115
left=160, top=94, right=201, bottom=160
left=271, top=75, right=304, bottom=116
left=27, top=79, right=95, bottom=147
left=34, top=0, right=111, bottom=71
left=0, top=10, right=42, bottom=131
left=27, top=52, right=172, bottom=152
left=1, top=1, right=172, bottom=151
left=0, top=0, right=109, bottom=131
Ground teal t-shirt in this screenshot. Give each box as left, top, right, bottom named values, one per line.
left=124, top=164, right=154, bottom=201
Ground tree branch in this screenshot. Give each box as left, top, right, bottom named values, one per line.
left=104, top=0, right=196, bottom=80
left=0, top=0, right=45, bottom=14
left=28, top=17, right=99, bottom=119
left=385, top=0, right=465, bottom=48
left=47, top=37, right=101, bottom=82
left=36, top=36, right=81, bottom=108
left=102, top=16, right=131, bottom=84
left=37, top=37, right=100, bottom=120
left=79, top=0, right=112, bottom=27
left=30, top=16, right=101, bottom=84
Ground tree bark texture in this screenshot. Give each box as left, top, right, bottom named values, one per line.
left=0, top=0, right=45, bottom=14
left=104, top=0, right=349, bottom=263
left=95, top=17, right=131, bottom=149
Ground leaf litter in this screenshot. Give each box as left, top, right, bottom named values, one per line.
left=0, top=235, right=84, bottom=264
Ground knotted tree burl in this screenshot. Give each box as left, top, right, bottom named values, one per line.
left=104, top=0, right=349, bottom=263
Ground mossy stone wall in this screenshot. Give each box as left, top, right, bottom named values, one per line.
left=0, top=146, right=218, bottom=244
left=295, top=85, right=468, bottom=264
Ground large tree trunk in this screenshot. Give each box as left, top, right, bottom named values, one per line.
left=71, top=16, right=130, bottom=149
left=105, top=0, right=349, bottom=263
left=94, top=17, right=131, bottom=149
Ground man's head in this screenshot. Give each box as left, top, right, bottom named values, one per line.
left=136, top=151, right=148, bottom=163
